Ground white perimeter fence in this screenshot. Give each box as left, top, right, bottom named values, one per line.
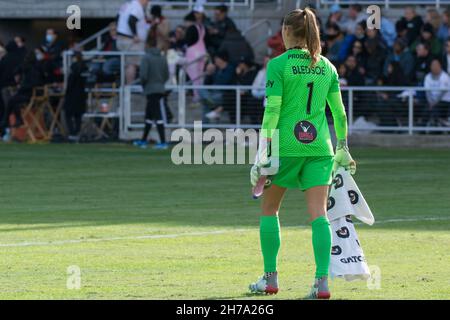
left=63, top=51, right=450, bottom=140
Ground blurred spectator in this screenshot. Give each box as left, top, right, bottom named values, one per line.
left=364, top=37, right=386, bottom=85
left=423, top=59, right=450, bottom=124
left=380, top=12, right=397, bottom=48
left=397, top=6, right=424, bottom=45
left=342, top=4, right=367, bottom=35
left=376, top=61, right=408, bottom=126
left=1, top=52, right=44, bottom=133
left=63, top=52, right=87, bottom=140
left=354, top=21, right=367, bottom=43
left=337, top=63, right=348, bottom=87
left=0, top=39, right=28, bottom=131
left=0, top=41, right=5, bottom=60
left=325, top=23, right=344, bottom=64
left=351, top=40, right=366, bottom=68
left=149, top=5, right=170, bottom=53
left=384, top=38, right=414, bottom=79
left=326, top=4, right=348, bottom=31
left=42, top=29, right=64, bottom=83
left=169, top=26, right=187, bottom=53
left=251, top=56, right=269, bottom=100
left=184, top=12, right=207, bottom=100
left=134, top=30, right=169, bottom=149
left=425, top=8, right=441, bottom=34
left=235, top=56, right=260, bottom=124
left=413, top=43, right=432, bottom=85
left=116, top=0, right=150, bottom=84
left=344, top=55, right=364, bottom=86
left=208, top=5, right=237, bottom=52
left=441, top=38, right=450, bottom=74
left=101, top=22, right=120, bottom=77
left=218, top=25, right=254, bottom=66
left=201, top=51, right=236, bottom=121
left=268, top=20, right=285, bottom=58
left=34, top=47, right=50, bottom=84
left=410, top=23, right=442, bottom=58
left=89, top=23, right=120, bottom=81
left=437, top=10, right=450, bottom=42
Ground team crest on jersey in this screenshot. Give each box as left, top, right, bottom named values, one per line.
left=294, top=120, right=317, bottom=144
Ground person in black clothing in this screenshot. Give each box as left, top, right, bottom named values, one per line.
left=413, top=42, right=433, bottom=85
left=207, top=5, right=238, bottom=52
left=235, top=56, right=260, bottom=124
left=63, top=52, right=87, bottom=139
left=1, top=51, right=43, bottom=132
left=42, top=28, right=64, bottom=83
left=396, top=6, right=424, bottom=45
left=218, top=25, right=254, bottom=66
left=363, top=37, right=387, bottom=85
left=376, top=61, right=408, bottom=126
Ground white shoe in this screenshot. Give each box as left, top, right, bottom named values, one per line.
left=249, top=273, right=279, bottom=295
left=205, top=110, right=221, bottom=120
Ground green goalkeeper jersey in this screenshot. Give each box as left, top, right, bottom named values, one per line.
left=262, top=48, right=347, bottom=157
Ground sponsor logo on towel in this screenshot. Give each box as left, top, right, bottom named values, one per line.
left=336, top=226, right=350, bottom=238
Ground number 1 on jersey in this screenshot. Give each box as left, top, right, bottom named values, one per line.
left=306, top=82, right=314, bottom=114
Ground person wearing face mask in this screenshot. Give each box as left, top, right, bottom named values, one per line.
left=41, top=28, right=64, bottom=83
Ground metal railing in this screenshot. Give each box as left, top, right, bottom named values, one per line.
left=63, top=51, right=450, bottom=140
left=151, top=0, right=254, bottom=10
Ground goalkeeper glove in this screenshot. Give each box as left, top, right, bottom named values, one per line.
left=334, top=139, right=356, bottom=175
left=250, top=137, right=271, bottom=187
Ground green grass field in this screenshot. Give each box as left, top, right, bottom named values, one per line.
left=0, top=143, right=449, bottom=300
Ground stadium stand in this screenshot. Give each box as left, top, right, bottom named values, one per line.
left=1, top=0, right=450, bottom=143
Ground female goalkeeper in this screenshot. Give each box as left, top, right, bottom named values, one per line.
left=249, top=8, right=356, bottom=299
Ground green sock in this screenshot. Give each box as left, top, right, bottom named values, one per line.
left=311, top=216, right=332, bottom=279
left=260, top=216, right=281, bottom=273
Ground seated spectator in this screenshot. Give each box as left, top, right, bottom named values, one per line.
left=441, top=38, right=450, bottom=74
left=34, top=47, right=51, bottom=84
left=326, top=4, right=348, bottom=31
left=251, top=56, right=269, bottom=100
left=1, top=52, right=44, bottom=133
left=325, top=23, right=344, bottom=65
left=101, top=23, right=120, bottom=77
left=376, top=61, right=408, bottom=126
left=169, top=26, right=187, bottom=53
left=380, top=11, right=397, bottom=48
left=437, top=10, right=450, bottom=43
left=384, top=38, right=414, bottom=79
left=410, top=23, right=442, bottom=58
left=235, top=56, right=260, bottom=124
left=413, top=43, right=432, bottom=85
left=422, top=59, right=450, bottom=125
left=268, top=20, right=285, bottom=58
left=351, top=40, right=366, bottom=69
left=365, top=27, right=387, bottom=52
left=342, top=4, right=367, bottom=35
left=397, top=6, right=424, bottom=45
left=149, top=5, right=170, bottom=53
left=63, top=52, right=88, bottom=141
left=395, top=19, right=409, bottom=44
left=42, top=28, right=64, bottom=83
left=364, top=38, right=386, bottom=85
left=200, top=51, right=236, bottom=121
left=425, top=8, right=441, bottom=34
left=218, top=25, right=254, bottom=66
left=344, top=55, right=364, bottom=86
left=354, top=21, right=367, bottom=43
left=208, top=5, right=237, bottom=53
left=337, top=63, right=348, bottom=87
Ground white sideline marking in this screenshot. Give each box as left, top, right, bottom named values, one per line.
left=0, top=216, right=449, bottom=248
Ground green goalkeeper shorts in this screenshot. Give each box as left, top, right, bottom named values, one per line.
left=271, top=156, right=334, bottom=191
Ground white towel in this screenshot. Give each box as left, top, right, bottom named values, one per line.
left=327, top=167, right=374, bottom=281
